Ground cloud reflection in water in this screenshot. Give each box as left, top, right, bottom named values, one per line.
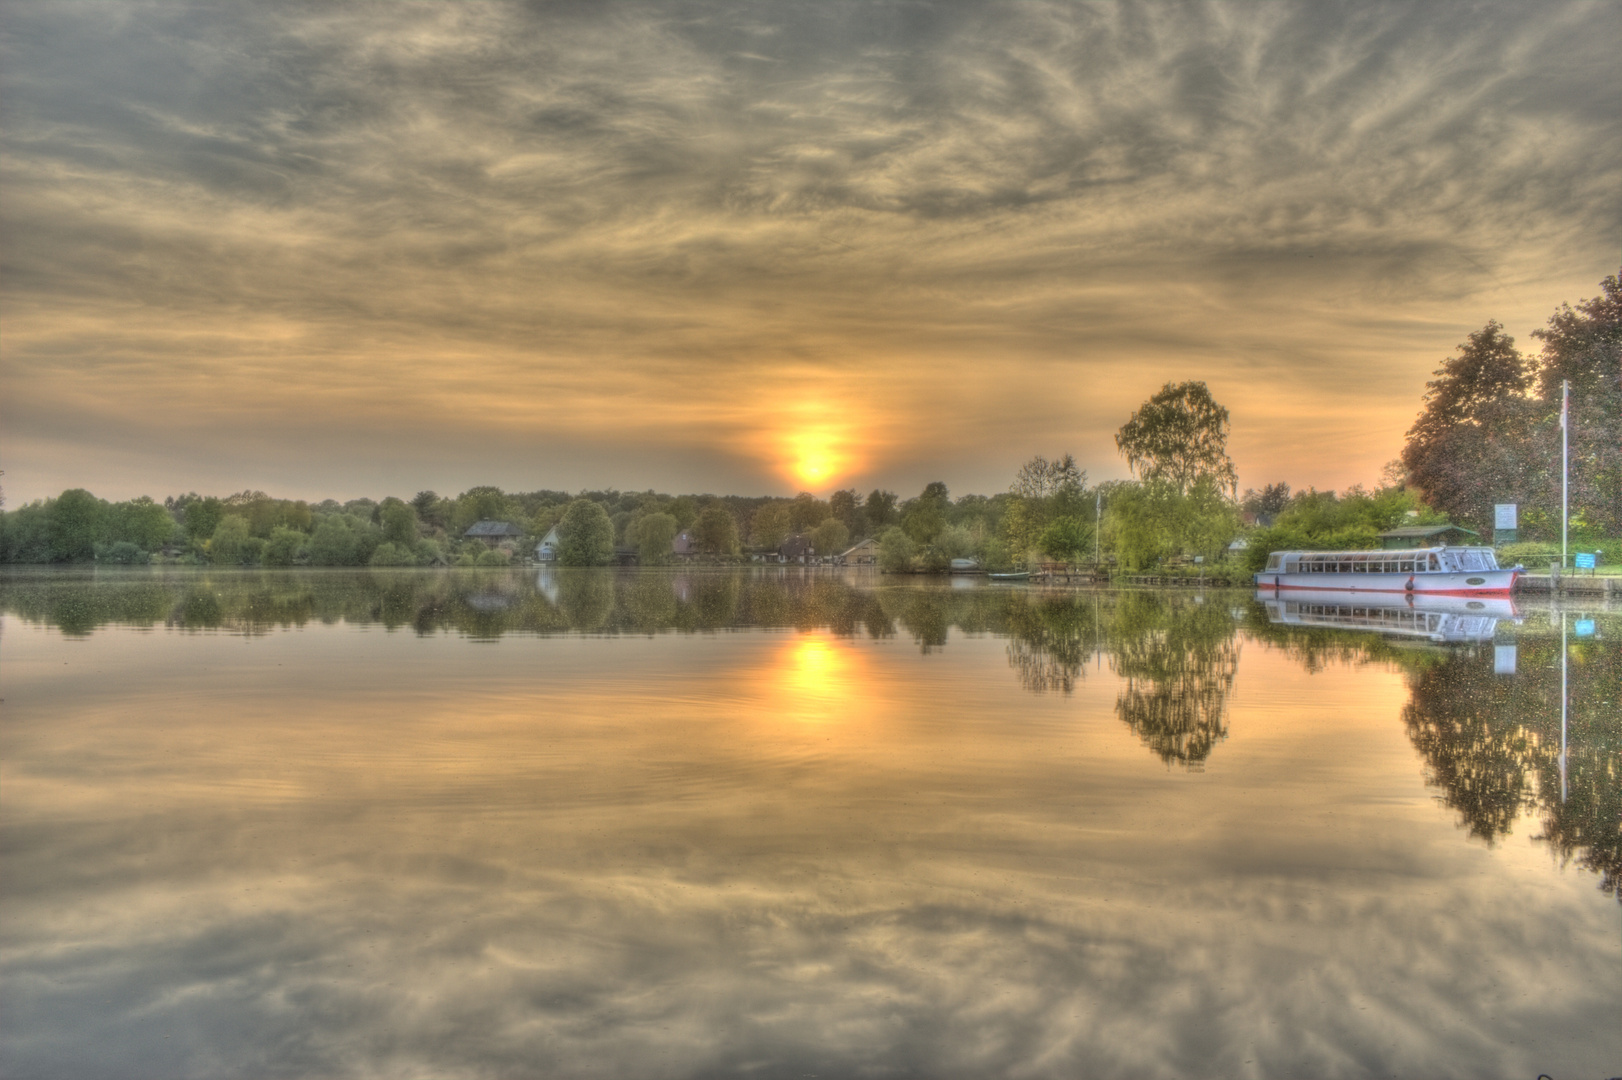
left=0, top=571, right=1618, bottom=1078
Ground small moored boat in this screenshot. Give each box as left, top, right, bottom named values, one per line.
left=988, top=570, right=1031, bottom=581
left=1253, top=546, right=1521, bottom=597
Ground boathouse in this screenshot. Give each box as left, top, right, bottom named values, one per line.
left=840, top=537, right=880, bottom=565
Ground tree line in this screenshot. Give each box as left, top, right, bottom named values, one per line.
left=3, top=271, right=1614, bottom=571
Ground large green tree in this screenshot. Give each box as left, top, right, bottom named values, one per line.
left=829, top=489, right=861, bottom=534
left=810, top=517, right=849, bottom=557
left=692, top=505, right=739, bottom=555
left=789, top=492, right=830, bottom=533
left=1401, top=321, right=1535, bottom=532
left=1531, top=272, right=1621, bottom=535
left=749, top=503, right=792, bottom=549
left=181, top=496, right=225, bottom=544
left=51, top=488, right=103, bottom=561
left=114, top=496, right=176, bottom=551
left=557, top=499, right=615, bottom=566
left=1115, top=382, right=1237, bottom=496
left=901, top=482, right=950, bottom=544
left=631, top=512, right=678, bottom=565
left=379, top=498, right=419, bottom=547
left=864, top=489, right=899, bottom=532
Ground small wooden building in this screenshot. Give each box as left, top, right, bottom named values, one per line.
left=1376, top=524, right=1481, bottom=550
left=840, top=537, right=880, bottom=565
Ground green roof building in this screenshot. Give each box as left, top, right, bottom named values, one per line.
left=1376, top=524, right=1481, bottom=550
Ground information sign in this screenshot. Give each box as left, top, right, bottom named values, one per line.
left=1574, top=552, right=1597, bottom=570
left=1493, top=503, right=1517, bottom=529
left=1574, top=620, right=1595, bottom=638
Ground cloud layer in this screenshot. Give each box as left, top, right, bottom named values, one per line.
left=2, top=1, right=1618, bottom=500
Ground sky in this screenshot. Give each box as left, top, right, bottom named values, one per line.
left=2, top=0, right=1618, bottom=506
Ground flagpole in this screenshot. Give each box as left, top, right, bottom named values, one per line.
left=1095, top=490, right=1102, bottom=567
left=1561, top=609, right=1568, bottom=805
left=1561, top=379, right=1569, bottom=571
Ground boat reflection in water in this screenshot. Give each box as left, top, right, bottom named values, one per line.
left=1256, top=589, right=1521, bottom=643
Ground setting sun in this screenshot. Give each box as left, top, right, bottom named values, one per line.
left=784, top=426, right=855, bottom=490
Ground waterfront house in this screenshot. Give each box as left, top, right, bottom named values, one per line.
left=840, top=538, right=880, bottom=565
left=534, top=525, right=561, bottom=562
left=465, top=520, right=525, bottom=547
left=779, top=534, right=814, bottom=563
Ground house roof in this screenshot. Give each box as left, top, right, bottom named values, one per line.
left=1376, top=524, right=1480, bottom=539
left=465, top=520, right=525, bottom=538
left=840, top=538, right=880, bottom=556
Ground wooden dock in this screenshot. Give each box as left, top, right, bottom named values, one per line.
left=1515, top=573, right=1618, bottom=596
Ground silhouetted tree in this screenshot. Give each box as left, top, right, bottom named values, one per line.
left=1401, top=321, right=1535, bottom=532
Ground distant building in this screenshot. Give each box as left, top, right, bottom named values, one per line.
left=840, top=537, right=880, bottom=565
left=1376, top=524, right=1481, bottom=550
left=534, top=525, right=561, bottom=562
left=466, top=520, right=525, bottom=547
left=672, top=530, right=698, bottom=560
left=779, top=533, right=814, bottom=562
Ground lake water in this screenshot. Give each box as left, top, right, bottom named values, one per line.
left=1, top=567, right=1617, bottom=1079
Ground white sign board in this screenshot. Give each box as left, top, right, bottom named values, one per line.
left=1493, top=503, right=1517, bottom=529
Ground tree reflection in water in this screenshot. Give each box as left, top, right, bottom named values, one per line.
left=1247, top=603, right=1621, bottom=903
left=1400, top=631, right=1621, bottom=900
left=1106, top=593, right=1240, bottom=769
left=5, top=567, right=1615, bottom=897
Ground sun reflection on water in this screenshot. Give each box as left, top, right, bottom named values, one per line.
left=773, top=636, right=856, bottom=724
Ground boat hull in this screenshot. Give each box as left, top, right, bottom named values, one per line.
left=1254, top=590, right=1519, bottom=642
left=1251, top=569, right=1518, bottom=597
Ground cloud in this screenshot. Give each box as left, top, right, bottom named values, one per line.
left=2, top=0, right=1618, bottom=500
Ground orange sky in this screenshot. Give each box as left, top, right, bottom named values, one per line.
left=1, top=2, right=1618, bottom=504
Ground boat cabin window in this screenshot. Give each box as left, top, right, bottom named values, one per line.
left=1266, top=554, right=1282, bottom=571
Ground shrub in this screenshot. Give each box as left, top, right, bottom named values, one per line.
left=264, top=526, right=307, bottom=567
left=877, top=527, right=915, bottom=572
left=99, top=540, right=148, bottom=565
left=368, top=541, right=415, bottom=567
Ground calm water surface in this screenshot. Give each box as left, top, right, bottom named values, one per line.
left=1, top=568, right=1618, bottom=1079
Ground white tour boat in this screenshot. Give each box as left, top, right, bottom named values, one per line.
left=1253, top=546, right=1522, bottom=597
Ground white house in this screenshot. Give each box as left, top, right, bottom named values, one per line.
left=535, top=525, right=561, bottom=562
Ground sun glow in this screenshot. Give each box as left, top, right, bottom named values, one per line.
left=785, top=427, right=854, bottom=490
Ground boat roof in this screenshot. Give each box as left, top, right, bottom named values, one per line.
left=1264, top=546, right=1491, bottom=557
